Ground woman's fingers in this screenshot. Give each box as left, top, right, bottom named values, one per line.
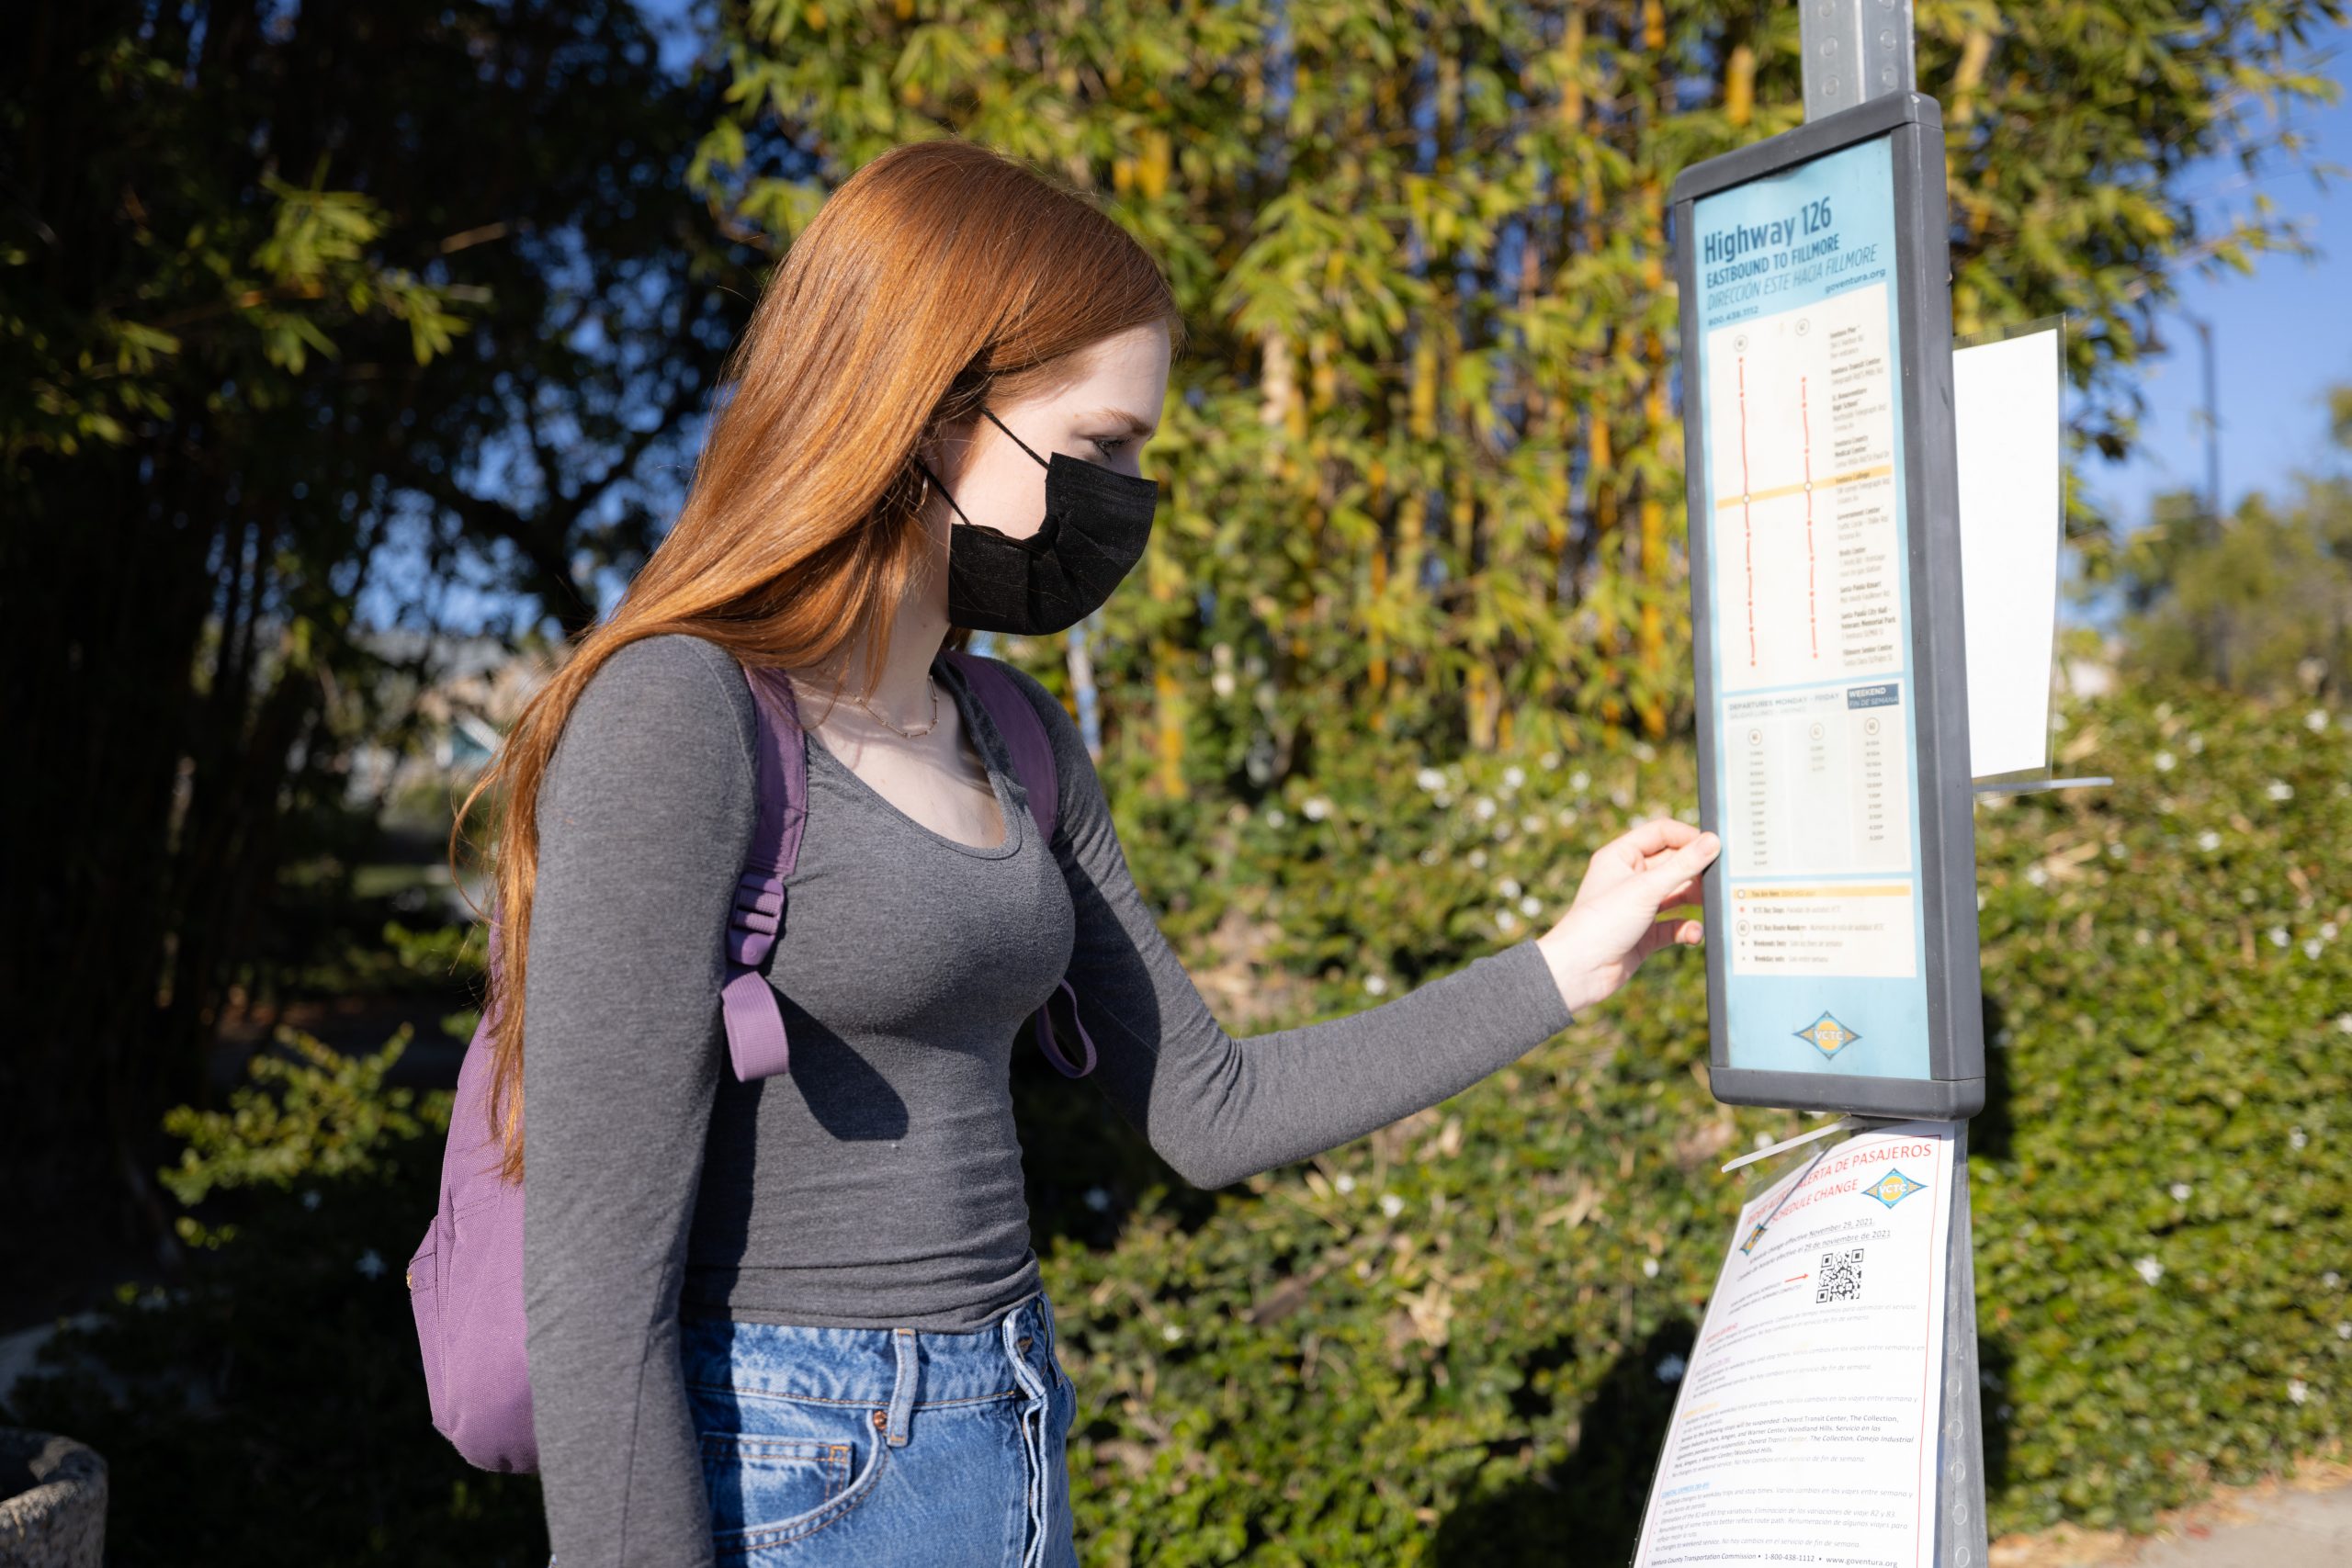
left=1608, top=816, right=1704, bottom=863
left=1637, top=915, right=1704, bottom=960
left=1651, top=875, right=1706, bottom=914
left=1642, top=832, right=1720, bottom=901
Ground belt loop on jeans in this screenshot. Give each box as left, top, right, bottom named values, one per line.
left=886, top=1326, right=918, bottom=1447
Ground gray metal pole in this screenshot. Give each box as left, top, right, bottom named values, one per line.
left=1938, top=1121, right=1989, bottom=1566
left=1800, top=0, right=1917, bottom=120
left=1797, top=16, right=1986, bottom=1564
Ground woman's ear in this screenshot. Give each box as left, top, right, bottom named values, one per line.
left=920, top=415, right=982, bottom=494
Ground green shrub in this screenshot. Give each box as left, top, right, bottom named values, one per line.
left=1019, top=675, right=2346, bottom=1559
left=10, top=678, right=2341, bottom=1562
left=2, top=1027, right=548, bottom=1565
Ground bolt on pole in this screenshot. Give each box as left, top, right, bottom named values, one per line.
left=1800, top=0, right=1917, bottom=120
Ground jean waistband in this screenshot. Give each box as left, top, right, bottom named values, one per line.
left=679, top=1289, right=1057, bottom=1407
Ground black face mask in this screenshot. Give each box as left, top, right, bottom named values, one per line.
left=912, top=407, right=1160, bottom=636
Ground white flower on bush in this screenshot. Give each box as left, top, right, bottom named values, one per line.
left=2307, top=940, right=2325, bottom=961
left=1555, top=807, right=1578, bottom=828
left=1161, top=1323, right=1183, bottom=1343
left=1417, top=766, right=1446, bottom=793
left=1570, top=770, right=1590, bottom=793
left=2154, top=750, right=2176, bottom=772
left=1520, top=895, right=1543, bottom=918
left=1498, top=876, right=1523, bottom=899
left=1468, top=849, right=1487, bottom=869
left=356, top=1249, right=387, bottom=1281
left=2197, top=829, right=2222, bottom=852
left=1642, top=1258, right=1660, bottom=1279
left=1434, top=790, right=1454, bottom=807
left=1303, top=795, right=1332, bottom=821
left=1540, top=750, right=1561, bottom=771
left=2328, top=1271, right=2346, bottom=1290
left=1521, top=813, right=1545, bottom=834
left=2289, top=1379, right=2310, bottom=1405
left=1379, top=1192, right=1406, bottom=1218
left=2133, top=1256, right=2165, bottom=1286
left=2337, top=1016, right=2352, bottom=1036
left=1211, top=670, right=1237, bottom=698
left=1334, top=1172, right=1356, bottom=1193
left=1363, top=974, right=1389, bottom=996
left=2266, top=779, right=2293, bottom=802
left=1496, top=908, right=1521, bottom=933
left=2338, top=1323, right=2350, bottom=1341
left=2170, top=1182, right=2192, bottom=1202
left=1502, top=765, right=1525, bottom=790
left=2187, top=732, right=2205, bottom=753
left=2307, top=709, right=2331, bottom=733
left=1266, top=807, right=1286, bottom=828
left=2270, top=926, right=2290, bottom=949
left=2290, top=1126, right=2308, bottom=1150
left=1472, top=795, right=1498, bottom=821
left=2025, top=864, right=2048, bottom=887
left=2136, top=929, right=2154, bottom=946
left=1083, top=1186, right=1112, bottom=1213
left=1419, top=846, right=1442, bottom=866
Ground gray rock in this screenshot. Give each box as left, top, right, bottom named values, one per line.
left=0, top=1429, right=106, bottom=1568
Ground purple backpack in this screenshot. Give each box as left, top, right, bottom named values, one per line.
left=403, top=648, right=1098, bottom=1473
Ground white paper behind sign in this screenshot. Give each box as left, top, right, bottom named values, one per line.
left=1953, top=326, right=2064, bottom=779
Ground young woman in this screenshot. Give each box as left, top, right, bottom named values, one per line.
left=467, top=137, right=1719, bottom=1568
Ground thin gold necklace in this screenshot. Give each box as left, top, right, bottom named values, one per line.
left=854, top=672, right=941, bottom=739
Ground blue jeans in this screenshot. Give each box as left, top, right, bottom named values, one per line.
left=650, top=1289, right=1080, bottom=1564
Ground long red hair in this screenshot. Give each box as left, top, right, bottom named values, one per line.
left=449, top=137, right=1185, bottom=1181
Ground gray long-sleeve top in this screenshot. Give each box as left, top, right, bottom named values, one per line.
left=520, top=632, right=1576, bottom=1566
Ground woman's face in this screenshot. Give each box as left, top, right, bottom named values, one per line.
left=920, top=320, right=1171, bottom=547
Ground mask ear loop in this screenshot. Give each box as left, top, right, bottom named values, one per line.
left=981, top=406, right=1052, bottom=468
left=910, top=453, right=977, bottom=528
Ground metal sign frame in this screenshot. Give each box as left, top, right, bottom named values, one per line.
left=1670, top=91, right=1985, bottom=1122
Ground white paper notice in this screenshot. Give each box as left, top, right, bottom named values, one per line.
left=1634, top=1122, right=1958, bottom=1568
left=1953, top=327, right=2063, bottom=780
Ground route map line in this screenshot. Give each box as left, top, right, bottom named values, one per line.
left=1801, top=372, right=1817, bottom=658
left=1738, top=355, right=1756, bottom=667
left=1715, top=463, right=1891, bottom=508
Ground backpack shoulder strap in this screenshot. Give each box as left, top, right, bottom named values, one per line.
left=942, top=648, right=1095, bottom=1078
left=718, top=662, right=809, bottom=1081
left=943, top=648, right=1058, bottom=847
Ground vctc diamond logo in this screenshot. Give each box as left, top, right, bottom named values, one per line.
left=1864, top=1168, right=1928, bottom=1209
left=1794, top=1010, right=1860, bottom=1059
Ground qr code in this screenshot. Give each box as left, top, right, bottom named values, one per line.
left=1815, top=1247, right=1865, bottom=1304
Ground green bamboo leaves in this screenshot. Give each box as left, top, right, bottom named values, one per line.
left=693, top=0, right=2343, bottom=785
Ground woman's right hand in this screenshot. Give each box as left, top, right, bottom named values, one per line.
left=1532, top=817, right=1721, bottom=1018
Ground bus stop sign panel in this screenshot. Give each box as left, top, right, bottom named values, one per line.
left=1669, top=93, right=1984, bottom=1122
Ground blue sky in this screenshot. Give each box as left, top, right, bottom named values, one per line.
left=2081, top=21, right=2352, bottom=534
